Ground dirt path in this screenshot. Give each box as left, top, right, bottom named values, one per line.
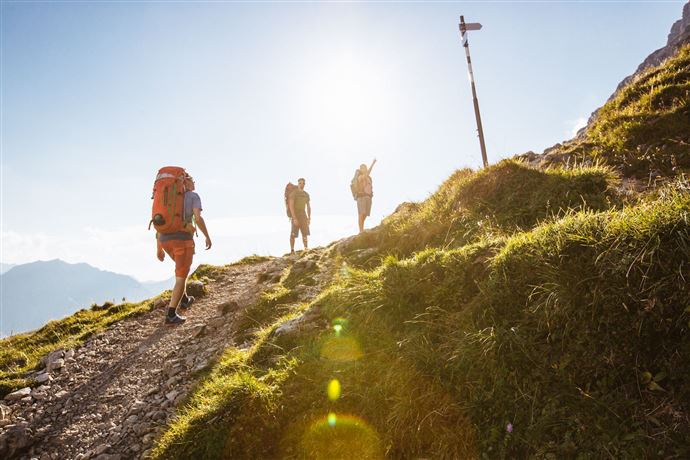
left=5, top=259, right=278, bottom=460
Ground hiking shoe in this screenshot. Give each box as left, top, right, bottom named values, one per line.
left=165, top=313, right=186, bottom=325
left=180, top=295, right=195, bottom=310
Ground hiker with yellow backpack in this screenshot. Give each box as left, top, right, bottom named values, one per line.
left=150, top=167, right=212, bottom=325
left=351, top=158, right=376, bottom=234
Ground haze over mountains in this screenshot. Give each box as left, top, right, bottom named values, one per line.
left=0, top=260, right=170, bottom=337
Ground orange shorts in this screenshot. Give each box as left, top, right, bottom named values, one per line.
left=161, top=239, right=195, bottom=278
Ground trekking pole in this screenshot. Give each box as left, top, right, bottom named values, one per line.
left=459, top=15, right=489, bottom=169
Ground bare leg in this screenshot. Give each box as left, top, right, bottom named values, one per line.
left=290, top=235, right=296, bottom=253
left=168, top=276, right=186, bottom=315
left=358, top=214, right=366, bottom=233
left=303, top=236, right=308, bottom=250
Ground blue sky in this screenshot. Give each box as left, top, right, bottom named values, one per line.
left=1, top=1, right=685, bottom=280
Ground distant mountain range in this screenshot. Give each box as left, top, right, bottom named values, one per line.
left=0, top=260, right=171, bottom=337
left=0, top=263, right=15, bottom=275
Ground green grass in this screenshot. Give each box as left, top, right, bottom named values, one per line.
left=588, top=45, right=690, bottom=174
left=547, top=45, right=690, bottom=177
left=230, top=254, right=274, bottom=266
left=152, top=271, right=478, bottom=459
left=345, top=160, right=620, bottom=264
left=190, top=263, right=229, bottom=281
left=191, top=257, right=273, bottom=283
left=232, top=258, right=318, bottom=341
left=466, top=188, right=690, bottom=456
left=0, top=296, right=162, bottom=397
left=151, top=340, right=298, bottom=459
left=153, top=178, right=690, bottom=458
left=233, top=283, right=302, bottom=342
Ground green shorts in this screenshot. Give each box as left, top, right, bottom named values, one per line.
left=291, top=214, right=310, bottom=238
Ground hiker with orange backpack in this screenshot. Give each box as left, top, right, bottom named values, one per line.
left=150, top=167, right=212, bottom=325
left=351, top=158, right=376, bottom=233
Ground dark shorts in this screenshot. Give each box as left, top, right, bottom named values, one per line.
left=291, top=214, right=310, bottom=238
left=357, top=195, right=372, bottom=217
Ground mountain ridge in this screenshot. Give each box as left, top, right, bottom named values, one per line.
left=1, top=260, right=170, bottom=338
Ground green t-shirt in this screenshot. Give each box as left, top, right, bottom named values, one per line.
left=291, top=189, right=310, bottom=215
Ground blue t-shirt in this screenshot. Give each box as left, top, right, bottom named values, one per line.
left=183, top=191, right=202, bottom=222
left=159, top=191, right=202, bottom=242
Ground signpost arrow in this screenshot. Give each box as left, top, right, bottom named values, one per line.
left=461, top=22, right=482, bottom=31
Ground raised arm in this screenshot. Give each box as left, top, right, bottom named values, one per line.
left=368, top=158, right=377, bottom=174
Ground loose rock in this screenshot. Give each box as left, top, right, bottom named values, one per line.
left=48, top=359, right=65, bottom=372
left=217, top=300, right=239, bottom=316
left=191, top=324, right=206, bottom=338
left=5, top=387, right=31, bottom=402
left=40, top=350, right=64, bottom=370
left=36, top=373, right=52, bottom=384
left=186, top=280, right=206, bottom=297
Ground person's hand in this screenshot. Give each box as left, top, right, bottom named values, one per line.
left=205, top=237, right=212, bottom=250
left=157, top=248, right=165, bottom=262
left=292, top=217, right=300, bottom=226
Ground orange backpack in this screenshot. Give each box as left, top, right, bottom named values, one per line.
left=284, top=182, right=296, bottom=217
left=149, top=166, right=190, bottom=234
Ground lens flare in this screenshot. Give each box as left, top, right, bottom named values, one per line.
left=327, top=379, right=341, bottom=401
left=340, top=262, right=350, bottom=278
left=320, top=335, right=363, bottom=362
left=301, top=413, right=383, bottom=460
left=333, top=324, right=343, bottom=335
left=332, top=317, right=349, bottom=330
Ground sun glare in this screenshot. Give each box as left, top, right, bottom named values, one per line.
left=302, top=50, right=396, bottom=146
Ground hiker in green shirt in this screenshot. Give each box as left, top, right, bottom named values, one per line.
left=288, top=177, right=311, bottom=254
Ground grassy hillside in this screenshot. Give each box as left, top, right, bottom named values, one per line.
left=150, top=49, right=690, bottom=456
left=344, top=160, right=620, bottom=266
left=538, top=44, right=690, bottom=177
left=150, top=152, right=689, bottom=458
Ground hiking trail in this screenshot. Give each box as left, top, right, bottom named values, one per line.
left=1, top=256, right=308, bottom=460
